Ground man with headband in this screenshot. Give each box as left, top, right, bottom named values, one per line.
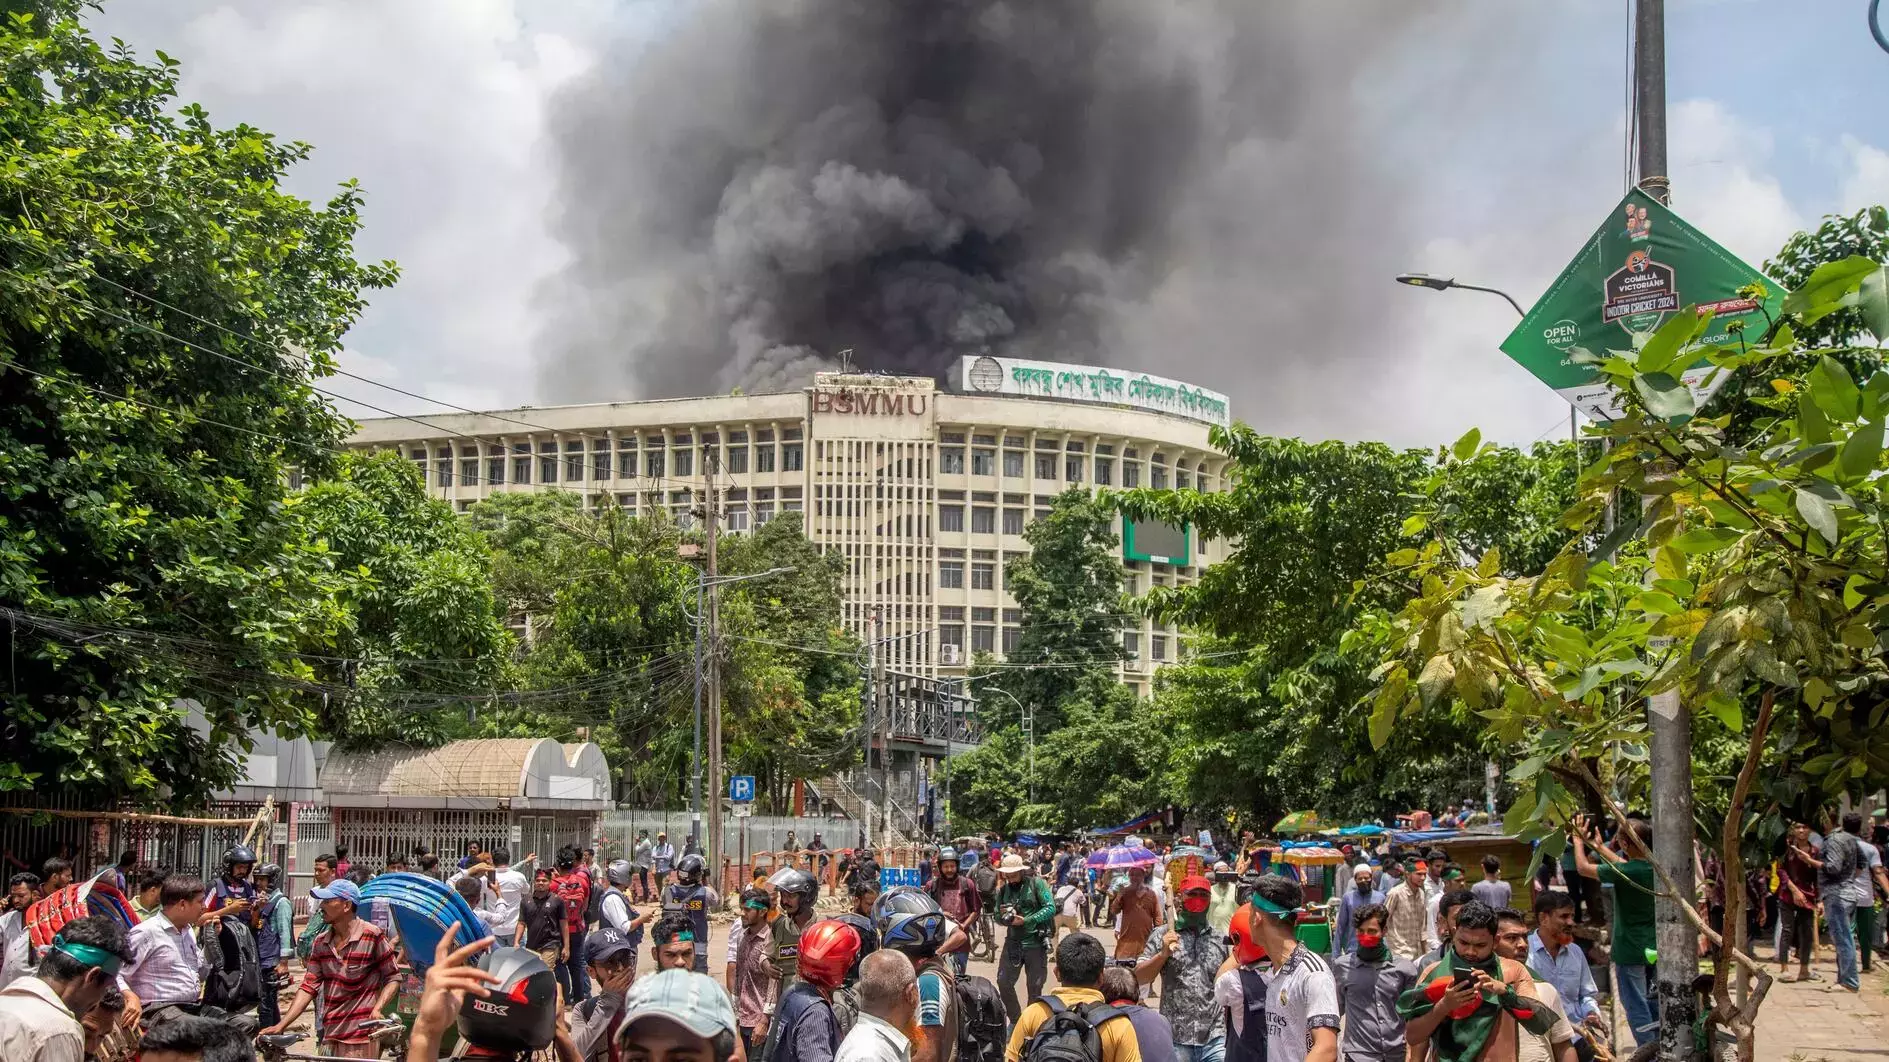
left=1215, top=875, right=1336, bottom=1062
left=0, top=914, right=130, bottom=1062
left=1135, top=875, right=1227, bottom=1062
left=1383, top=860, right=1433, bottom=962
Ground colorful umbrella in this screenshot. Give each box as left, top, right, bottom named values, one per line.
left=1274, top=811, right=1321, bottom=834
left=1281, top=845, right=1347, bottom=867
left=1087, top=843, right=1158, bottom=869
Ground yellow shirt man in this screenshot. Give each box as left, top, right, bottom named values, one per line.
left=1004, top=986, right=1143, bottom=1062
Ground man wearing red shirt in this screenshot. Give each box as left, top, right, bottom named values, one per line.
left=261, top=879, right=398, bottom=1059
left=554, top=848, right=595, bottom=1004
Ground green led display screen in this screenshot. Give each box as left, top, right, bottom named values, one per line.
left=1122, top=516, right=1190, bottom=565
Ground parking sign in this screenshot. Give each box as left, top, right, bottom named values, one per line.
left=728, top=775, right=756, bottom=802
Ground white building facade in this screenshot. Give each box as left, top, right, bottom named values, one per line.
left=347, top=361, right=1231, bottom=696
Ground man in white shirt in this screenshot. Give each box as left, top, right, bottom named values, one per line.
left=836, top=950, right=916, bottom=1062
left=0, top=915, right=128, bottom=1062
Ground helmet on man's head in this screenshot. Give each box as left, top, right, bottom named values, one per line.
left=795, top=919, right=863, bottom=990
left=874, top=887, right=948, bottom=957
left=222, top=845, right=256, bottom=869
left=936, top=846, right=959, bottom=868
left=768, top=867, right=817, bottom=913
left=677, top=853, right=707, bottom=886
left=456, top=947, right=558, bottom=1055
left=255, top=863, right=281, bottom=885
left=607, top=860, right=634, bottom=887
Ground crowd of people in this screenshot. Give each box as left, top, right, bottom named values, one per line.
left=1, top=804, right=1886, bottom=1062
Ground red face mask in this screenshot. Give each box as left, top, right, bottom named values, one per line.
left=1356, top=933, right=1383, bottom=949
left=1182, top=894, right=1210, bottom=915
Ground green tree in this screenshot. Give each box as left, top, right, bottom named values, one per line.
left=980, top=489, right=1126, bottom=731
left=1355, top=256, right=1889, bottom=1061
left=0, top=3, right=394, bottom=803
left=291, top=452, right=516, bottom=748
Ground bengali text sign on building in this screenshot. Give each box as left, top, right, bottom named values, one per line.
left=1500, top=188, right=1783, bottom=421
left=958, top=355, right=1231, bottom=427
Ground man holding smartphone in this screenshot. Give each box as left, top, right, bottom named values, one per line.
left=1398, top=902, right=1553, bottom=1062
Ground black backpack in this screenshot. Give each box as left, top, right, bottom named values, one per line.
left=199, top=919, right=262, bottom=1013
left=954, top=974, right=1008, bottom=1062
left=1022, top=996, right=1126, bottom=1062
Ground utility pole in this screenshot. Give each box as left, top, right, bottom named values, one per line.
left=1633, top=3, right=1697, bottom=1058
left=875, top=616, right=890, bottom=846
left=690, top=568, right=703, bottom=853
left=705, top=450, right=723, bottom=877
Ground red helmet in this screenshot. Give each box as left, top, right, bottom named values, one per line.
left=797, top=919, right=864, bottom=989
left=1227, top=903, right=1267, bottom=966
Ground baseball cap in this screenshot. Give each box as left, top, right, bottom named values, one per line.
left=585, top=928, right=635, bottom=965
left=309, top=879, right=361, bottom=905
left=619, top=969, right=737, bottom=1040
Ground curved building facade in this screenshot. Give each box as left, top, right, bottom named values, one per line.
left=348, top=360, right=1231, bottom=696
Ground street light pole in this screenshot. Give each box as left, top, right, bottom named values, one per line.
left=1393, top=273, right=1527, bottom=318
left=969, top=682, right=1030, bottom=804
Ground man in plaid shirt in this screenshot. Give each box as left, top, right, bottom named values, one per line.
left=260, top=878, right=400, bottom=1058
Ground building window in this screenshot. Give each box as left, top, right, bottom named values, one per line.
left=941, top=447, right=965, bottom=474
left=783, top=444, right=804, bottom=471
left=941, top=624, right=965, bottom=648
left=1177, top=467, right=1191, bottom=490
left=487, top=447, right=505, bottom=485
left=972, top=449, right=995, bottom=476
left=939, top=505, right=964, bottom=532
left=971, top=563, right=995, bottom=590
left=1094, top=458, right=1112, bottom=486
left=940, top=562, right=965, bottom=589
left=457, top=456, right=477, bottom=485
left=972, top=607, right=996, bottom=622
left=972, top=625, right=996, bottom=653
left=435, top=457, right=453, bottom=488
left=1151, top=635, right=1168, bottom=661
left=1065, top=455, right=1084, bottom=483
left=511, top=444, right=531, bottom=484
left=592, top=450, right=612, bottom=481
left=1003, top=450, right=1025, bottom=477
left=565, top=441, right=585, bottom=481
left=673, top=448, right=694, bottom=477
left=646, top=450, right=665, bottom=479
left=1034, top=453, right=1056, bottom=480
left=1152, top=464, right=1168, bottom=490
left=756, top=502, right=775, bottom=524
left=1002, top=508, right=1024, bottom=535
left=1123, top=462, right=1140, bottom=488
left=1003, top=608, right=1022, bottom=624
left=971, top=507, right=995, bottom=534
left=757, top=445, right=776, bottom=472
left=1002, top=626, right=1021, bottom=654
left=727, top=447, right=748, bottom=474
left=538, top=442, right=558, bottom=483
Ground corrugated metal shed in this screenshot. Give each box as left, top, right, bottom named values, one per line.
left=321, top=739, right=611, bottom=810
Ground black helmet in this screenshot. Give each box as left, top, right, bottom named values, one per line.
left=833, top=912, right=879, bottom=981
left=874, top=887, right=948, bottom=957
left=606, top=859, right=634, bottom=887
left=223, top=844, right=257, bottom=869
left=677, top=853, right=707, bottom=886
left=457, top=947, right=557, bottom=1054
left=255, top=863, right=282, bottom=884
left=768, top=867, right=817, bottom=913
left=936, top=846, right=960, bottom=867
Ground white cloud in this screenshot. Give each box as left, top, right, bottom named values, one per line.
left=1839, top=136, right=1889, bottom=214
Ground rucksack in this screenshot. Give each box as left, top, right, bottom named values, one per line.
left=1022, top=995, right=1125, bottom=1062
left=199, top=919, right=262, bottom=1012
left=954, top=974, right=1008, bottom=1062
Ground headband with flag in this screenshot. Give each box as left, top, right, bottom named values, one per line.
left=52, top=934, right=123, bottom=977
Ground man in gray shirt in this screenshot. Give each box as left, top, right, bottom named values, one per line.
left=1333, top=903, right=1418, bottom=1062
left=1471, top=855, right=1512, bottom=910
left=1136, top=874, right=1228, bottom=1062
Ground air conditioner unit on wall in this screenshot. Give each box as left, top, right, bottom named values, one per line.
left=941, top=644, right=962, bottom=665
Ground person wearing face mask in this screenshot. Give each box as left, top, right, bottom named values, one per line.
left=1397, top=902, right=1554, bottom=1062
left=1333, top=865, right=1385, bottom=957
left=1134, top=876, right=1227, bottom=1062
left=1331, top=904, right=1417, bottom=1062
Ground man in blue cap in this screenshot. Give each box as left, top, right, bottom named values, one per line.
left=569, top=927, right=643, bottom=1062
left=261, top=877, right=400, bottom=1059
left=618, top=968, right=741, bottom=1062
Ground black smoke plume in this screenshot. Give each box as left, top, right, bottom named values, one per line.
left=539, top=0, right=1437, bottom=403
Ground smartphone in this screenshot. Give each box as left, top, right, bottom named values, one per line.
left=1453, top=967, right=1475, bottom=987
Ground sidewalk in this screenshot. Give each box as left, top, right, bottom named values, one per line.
left=1752, top=961, right=1889, bottom=1061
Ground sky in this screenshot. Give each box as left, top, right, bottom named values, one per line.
left=90, top=0, right=1889, bottom=449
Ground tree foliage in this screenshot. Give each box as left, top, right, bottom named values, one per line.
left=0, top=3, right=394, bottom=803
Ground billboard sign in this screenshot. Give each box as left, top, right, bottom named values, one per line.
left=959, top=355, right=1231, bottom=428
left=1123, top=516, right=1190, bottom=565
left=1500, top=188, right=1784, bottom=421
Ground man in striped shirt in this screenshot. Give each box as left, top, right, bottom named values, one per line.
left=260, top=879, right=399, bottom=1059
